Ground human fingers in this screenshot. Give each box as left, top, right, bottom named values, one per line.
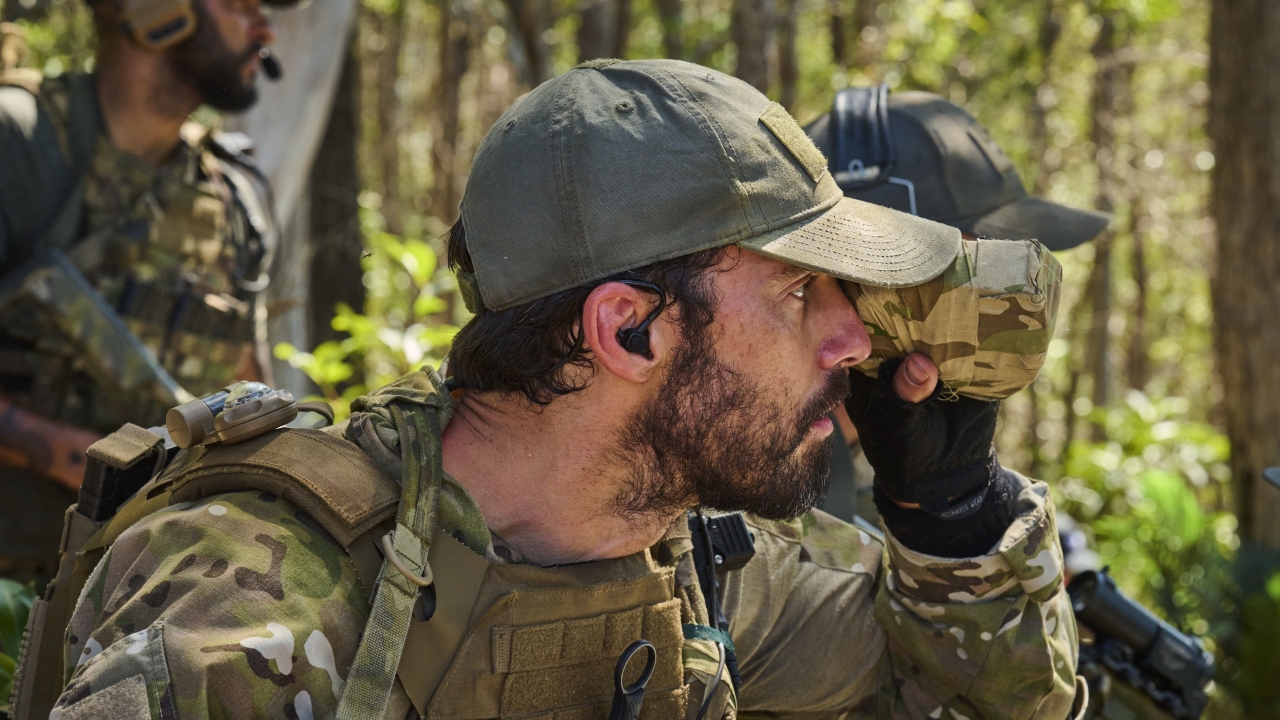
left=892, top=353, right=938, bottom=404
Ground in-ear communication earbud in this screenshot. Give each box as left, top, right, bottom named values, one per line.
left=614, top=280, right=668, bottom=357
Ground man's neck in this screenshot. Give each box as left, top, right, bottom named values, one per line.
left=94, top=46, right=201, bottom=167
left=441, top=390, right=676, bottom=566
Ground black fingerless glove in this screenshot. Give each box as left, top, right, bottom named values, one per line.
left=845, top=358, right=1019, bottom=557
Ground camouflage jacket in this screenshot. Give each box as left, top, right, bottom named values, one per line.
left=0, top=72, right=274, bottom=432
left=52, top=374, right=1077, bottom=719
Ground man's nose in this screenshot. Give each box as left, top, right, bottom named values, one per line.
left=816, top=278, right=871, bottom=371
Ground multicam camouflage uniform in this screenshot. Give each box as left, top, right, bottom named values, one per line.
left=0, top=72, right=272, bottom=431
left=0, top=71, right=273, bottom=583
left=851, top=238, right=1061, bottom=401
left=52, top=371, right=1077, bottom=719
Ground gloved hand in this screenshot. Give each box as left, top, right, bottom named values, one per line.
left=845, top=352, right=1003, bottom=513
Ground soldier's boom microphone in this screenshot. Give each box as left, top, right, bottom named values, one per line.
left=260, top=48, right=282, bottom=80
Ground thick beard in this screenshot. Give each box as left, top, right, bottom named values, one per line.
left=609, top=329, right=851, bottom=523
left=167, top=2, right=260, bottom=113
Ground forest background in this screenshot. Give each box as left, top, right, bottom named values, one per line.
left=3, top=0, right=1280, bottom=715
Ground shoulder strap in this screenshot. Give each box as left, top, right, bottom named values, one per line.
left=31, top=73, right=99, bottom=250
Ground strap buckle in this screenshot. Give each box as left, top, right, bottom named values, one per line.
left=381, top=531, right=434, bottom=587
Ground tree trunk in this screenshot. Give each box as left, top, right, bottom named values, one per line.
left=776, top=0, right=799, bottom=110
left=1030, top=0, right=1060, bottom=195
left=374, top=0, right=407, bottom=235
left=1127, top=194, right=1149, bottom=391
left=504, top=0, right=551, bottom=86
left=1209, top=0, right=1280, bottom=549
left=432, top=0, right=471, bottom=221
left=578, top=0, right=630, bottom=61
left=655, top=0, right=682, bottom=58
left=308, top=39, right=364, bottom=348
left=1083, top=14, right=1131, bottom=437
left=851, top=0, right=879, bottom=69
left=828, top=0, right=845, bottom=69
left=731, top=0, right=772, bottom=93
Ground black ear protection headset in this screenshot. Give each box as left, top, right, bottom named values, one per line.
left=614, top=280, right=668, bottom=357
left=830, top=84, right=917, bottom=215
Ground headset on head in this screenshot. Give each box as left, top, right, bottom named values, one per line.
left=115, top=0, right=284, bottom=78
left=830, top=84, right=917, bottom=216
left=116, top=0, right=197, bottom=50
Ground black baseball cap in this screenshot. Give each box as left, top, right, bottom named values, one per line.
left=805, top=90, right=1110, bottom=251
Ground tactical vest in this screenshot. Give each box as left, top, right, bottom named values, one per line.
left=10, top=398, right=736, bottom=719
left=0, top=72, right=274, bottom=432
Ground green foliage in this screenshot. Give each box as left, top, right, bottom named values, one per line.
left=9, top=0, right=96, bottom=74
left=0, top=579, right=35, bottom=710
left=1052, top=391, right=1280, bottom=717
left=1236, top=574, right=1280, bottom=717
left=275, top=229, right=461, bottom=420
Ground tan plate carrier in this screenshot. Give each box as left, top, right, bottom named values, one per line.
left=10, top=424, right=703, bottom=720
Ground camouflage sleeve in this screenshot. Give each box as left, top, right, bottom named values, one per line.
left=721, top=474, right=1076, bottom=720
left=876, top=471, right=1078, bottom=719
left=54, top=490, right=371, bottom=719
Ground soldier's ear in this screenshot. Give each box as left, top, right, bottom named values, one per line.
left=582, top=282, right=668, bottom=385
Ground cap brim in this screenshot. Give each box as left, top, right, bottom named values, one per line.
left=738, top=196, right=961, bottom=288
left=968, top=196, right=1110, bottom=251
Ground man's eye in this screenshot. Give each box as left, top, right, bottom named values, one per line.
left=790, top=276, right=817, bottom=301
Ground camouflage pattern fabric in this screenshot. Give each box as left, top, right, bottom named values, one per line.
left=850, top=239, right=1062, bottom=400
left=54, top=370, right=1075, bottom=719
left=0, top=73, right=269, bottom=433
left=725, top=472, right=1077, bottom=719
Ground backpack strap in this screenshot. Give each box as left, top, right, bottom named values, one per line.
left=28, top=73, right=99, bottom=251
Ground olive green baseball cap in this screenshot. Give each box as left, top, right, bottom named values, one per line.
left=459, top=59, right=960, bottom=313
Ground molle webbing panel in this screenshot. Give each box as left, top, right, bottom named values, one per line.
left=496, top=600, right=686, bottom=716
left=424, top=565, right=688, bottom=719
left=494, top=600, right=684, bottom=673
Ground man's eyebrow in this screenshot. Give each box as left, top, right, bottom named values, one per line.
left=771, top=264, right=812, bottom=284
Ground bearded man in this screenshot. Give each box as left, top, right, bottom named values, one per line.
left=30, top=60, right=1076, bottom=719
left=0, top=0, right=292, bottom=587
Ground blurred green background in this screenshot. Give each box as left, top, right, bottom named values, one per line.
left=4, top=0, right=1279, bottom=715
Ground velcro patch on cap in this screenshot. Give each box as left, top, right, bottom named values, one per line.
left=576, top=58, right=622, bottom=70
left=760, top=103, right=828, bottom=183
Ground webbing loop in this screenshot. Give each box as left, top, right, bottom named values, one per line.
left=336, top=372, right=451, bottom=719
left=382, top=530, right=434, bottom=587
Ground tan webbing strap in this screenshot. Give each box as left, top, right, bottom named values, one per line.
left=396, top=528, right=489, bottom=714
left=86, top=422, right=163, bottom=469
left=337, top=383, right=451, bottom=720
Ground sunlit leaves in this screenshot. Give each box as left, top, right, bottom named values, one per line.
left=275, top=230, right=460, bottom=420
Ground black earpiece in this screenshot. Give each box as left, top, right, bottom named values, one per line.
left=614, top=280, right=667, bottom=357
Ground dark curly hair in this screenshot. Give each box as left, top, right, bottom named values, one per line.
left=446, top=220, right=731, bottom=405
